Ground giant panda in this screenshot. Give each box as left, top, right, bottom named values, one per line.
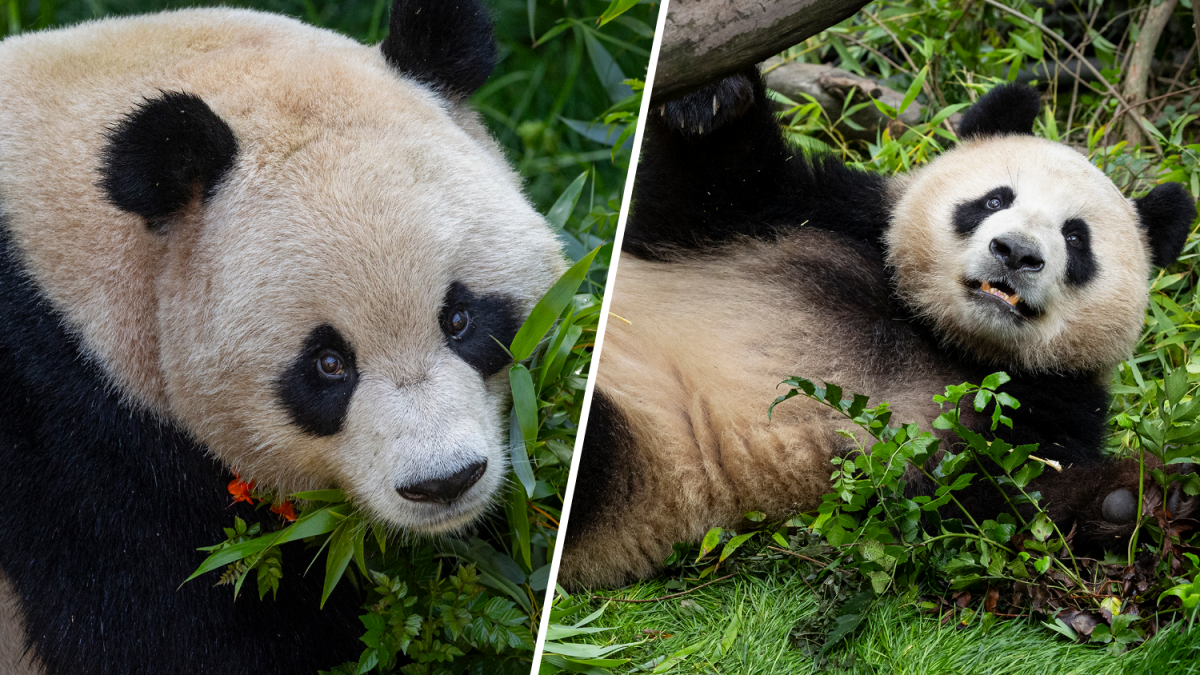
left=0, top=2, right=565, bottom=673
left=560, top=69, right=1198, bottom=589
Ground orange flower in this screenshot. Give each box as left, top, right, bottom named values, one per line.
left=227, top=473, right=257, bottom=505
left=271, top=501, right=297, bottom=522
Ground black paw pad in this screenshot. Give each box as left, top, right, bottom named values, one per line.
left=659, top=72, right=756, bottom=137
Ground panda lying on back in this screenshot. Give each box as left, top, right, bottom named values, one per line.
left=0, top=1, right=564, bottom=673
left=560, top=69, right=1198, bottom=589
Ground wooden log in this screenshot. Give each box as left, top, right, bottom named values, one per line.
left=651, top=0, right=872, bottom=106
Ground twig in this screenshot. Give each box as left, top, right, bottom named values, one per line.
left=863, top=11, right=953, bottom=135
left=1121, top=0, right=1178, bottom=145
left=528, top=503, right=560, bottom=528
left=590, top=574, right=736, bottom=603
left=1193, top=0, right=1200, bottom=76
left=766, top=546, right=830, bottom=567
left=980, top=0, right=1162, bottom=156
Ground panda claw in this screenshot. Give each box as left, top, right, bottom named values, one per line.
left=659, top=70, right=757, bottom=137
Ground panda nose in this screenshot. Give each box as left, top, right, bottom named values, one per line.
left=397, top=460, right=487, bottom=504
left=990, top=236, right=1044, bottom=272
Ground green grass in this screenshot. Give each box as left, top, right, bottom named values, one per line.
left=558, top=572, right=1200, bottom=674
left=547, top=0, right=1200, bottom=672
left=1, top=0, right=656, bottom=672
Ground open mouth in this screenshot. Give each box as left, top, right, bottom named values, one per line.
left=964, top=279, right=1041, bottom=319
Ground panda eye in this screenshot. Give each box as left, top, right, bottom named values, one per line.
left=1065, top=232, right=1085, bottom=248
left=315, top=350, right=346, bottom=379
left=985, top=197, right=1003, bottom=210
left=447, top=308, right=471, bottom=339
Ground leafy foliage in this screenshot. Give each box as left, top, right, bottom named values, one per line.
left=553, top=0, right=1200, bottom=669
left=0, top=0, right=654, bottom=671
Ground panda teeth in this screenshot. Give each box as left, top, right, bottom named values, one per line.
left=980, top=281, right=1021, bottom=307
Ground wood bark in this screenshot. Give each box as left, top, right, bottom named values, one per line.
left=650, top=0, right=873, bottom=106
left=1122, top=0, right=1178, bottom=146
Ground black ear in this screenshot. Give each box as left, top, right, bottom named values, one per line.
left=957, top=83, right=1040, bottom=140
left=1135, top=182, right=1196, bottom=268
left=100, top=91, right=237, bottom=228
left=380, top=0, right=497, bottom=99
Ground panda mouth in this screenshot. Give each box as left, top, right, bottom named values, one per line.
left=965, top=279, right=1040, bottom=319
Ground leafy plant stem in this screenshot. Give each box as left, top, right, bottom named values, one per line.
left=1128, top=448, right=1147, bottom=566
left=968, top=453, right=1030, bottom=527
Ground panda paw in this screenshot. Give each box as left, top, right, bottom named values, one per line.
left=657, top=71, right=757, bottom=137
left=1062, top=457, right=1198, bottom=552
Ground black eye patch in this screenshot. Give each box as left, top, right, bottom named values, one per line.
left=278, top=324, right=359, bottom=437
left=440, top=282, right=522, bottom=378
left=1062, top=218, right=1097, bottom=286
left=954, top=186, right=1015, bottom=236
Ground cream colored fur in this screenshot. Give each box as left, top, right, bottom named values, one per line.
left=0, top=573, right=38, bottom=675
left=887, top=135, right=1148, bottom=373
left=564, top=136, right=1157, bottom=588
left=0, top=10, right=564, bottom=533
left=561, top=239, right=966, bottom=587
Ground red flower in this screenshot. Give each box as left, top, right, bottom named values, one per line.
left=227, top=473, right=257, bottom=505
left=271, top=501, right=297, bottom=522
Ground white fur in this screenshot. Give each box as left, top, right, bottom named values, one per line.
left=0, top=9, right=565, bottom=535
left=887, top=135, right=1148, bottom=372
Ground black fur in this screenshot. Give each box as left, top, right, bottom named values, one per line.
left=568, top=391, right=646, bottom=544
left=1135, top=182, right=1196, bottom=268
left=0, top=226, right=362, bottom=675
left=660, top=74, right=756, bottom=137
left=380, top=0, right=497, bottom=99
left=440, top=282, right=522, bottom=378
left=1062, top=218, right=1097, bottom=286
left=953, top=186, right=1015, bottom=236
left=956, top=83, right=1040, bottom=139
left=596, top=71, right=1195, bottom=559
left=278, top=324, right=360, bottom=437
left=100, top=91, right=237, bottom=226
left=625, top=68, right=892, bottom=260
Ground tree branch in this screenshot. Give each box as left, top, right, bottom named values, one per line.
left=650, top=0, right=872, bottom=106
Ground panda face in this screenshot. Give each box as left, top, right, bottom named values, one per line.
left=157, top=123, right=563, bottom=534
left=886, top=135, right=1149, bottom=373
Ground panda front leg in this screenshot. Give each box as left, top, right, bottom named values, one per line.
left=953, top=374, right=1199, bottom=554
left=625, top=68, right=890, bottom=260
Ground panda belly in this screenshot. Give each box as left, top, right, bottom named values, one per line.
left=563, top=233, right=969, bottom=588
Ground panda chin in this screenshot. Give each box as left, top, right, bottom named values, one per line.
left=963, top=278, right=1041, bottom=320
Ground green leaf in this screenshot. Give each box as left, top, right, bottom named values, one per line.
left=291, top=489, right=347, bottom=502
left=321, top=522, right=357, bottom=607
left=697, top=527, right=723, bottom=562
left=510, top=247, right=599, bottom=362
left=534, top=20, right=572, bottom=47
left=818, top=591, right=874, bottom=657
left=507, top=482, right=532, bottom=569
left=582, top=28, right=633, bottom=103
left=186, top=505, right=347, bottom=583
left=1166, top=367, right=1189, bottom=406
left=509, top=370, right=538, bottom=498
left=598, top=0, right=641, bottom=26
left=546, top=171, right=588, bottom=230
left=718, top=532, right=757, bottom=563
left=651, top=642, right=703, bottom=673
left=720, top=612, right=741, bottom=654
left=898, top=66, right=927, bottom=115
left=981, top=372, right=1011, bottom=390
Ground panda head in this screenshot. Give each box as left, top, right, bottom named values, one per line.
left=97, top=0, right=564, bottom=534
left=885, top=84, right=1195, bottom=373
